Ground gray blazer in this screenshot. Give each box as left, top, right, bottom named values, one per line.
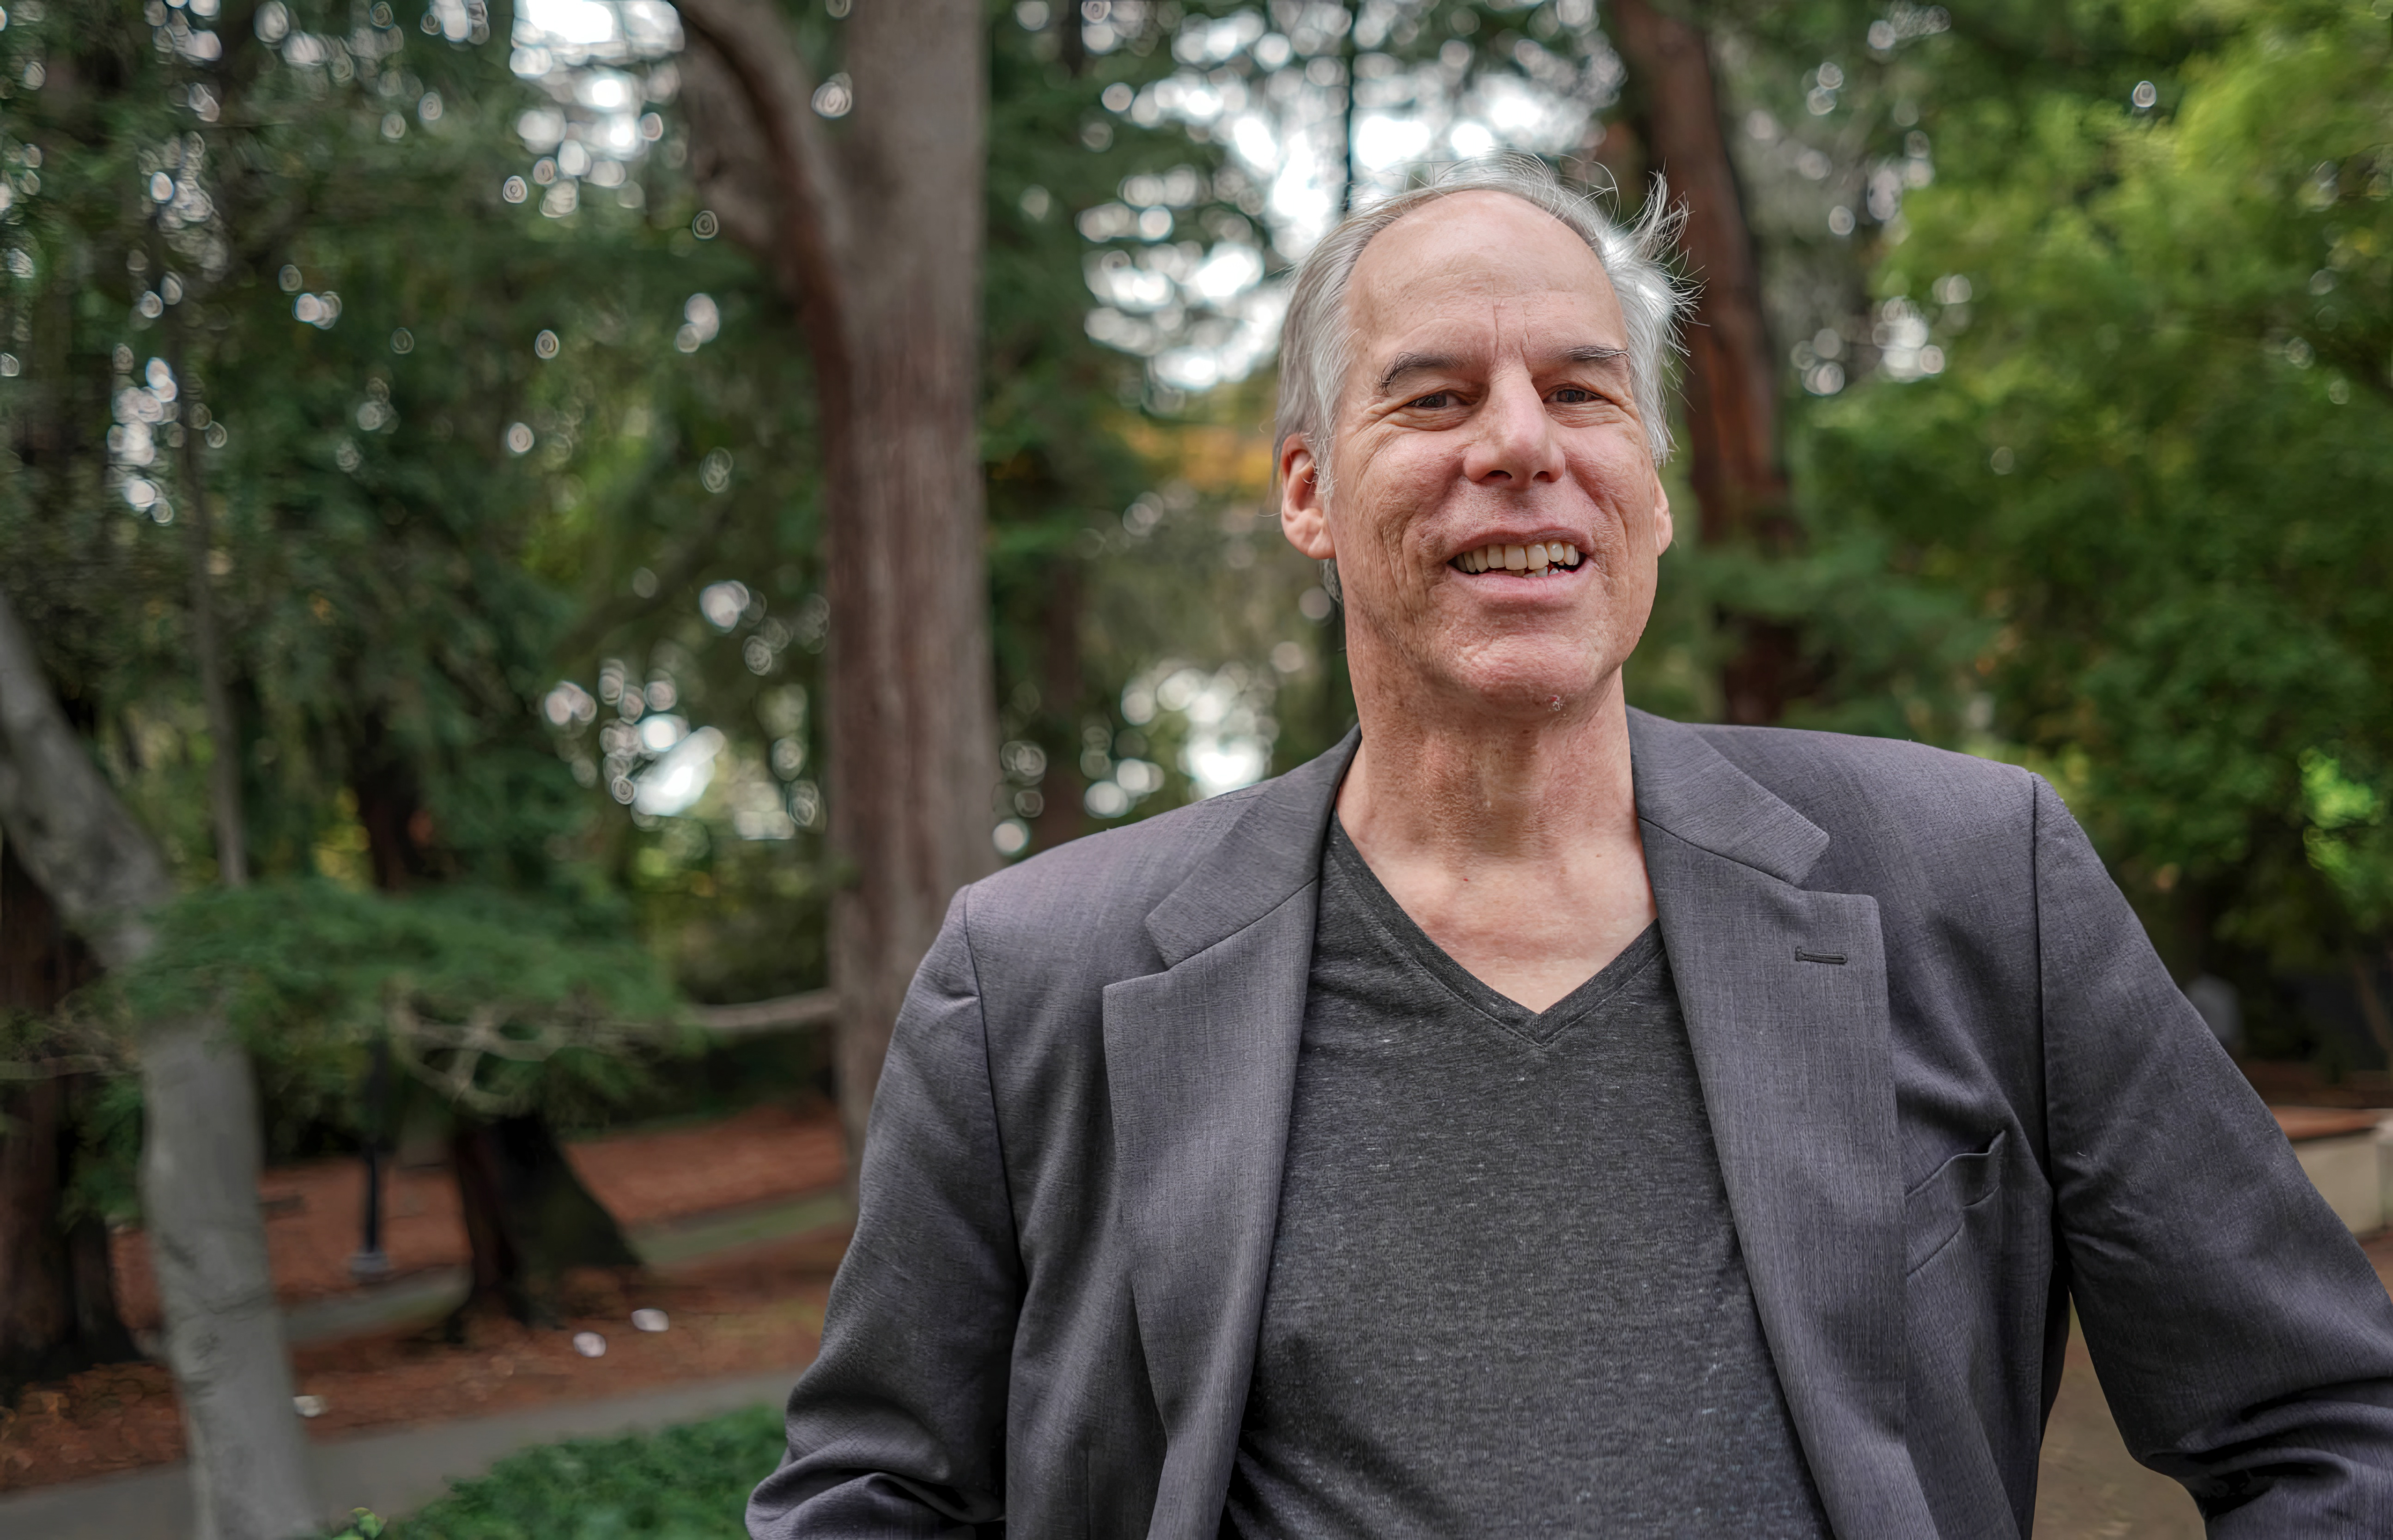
left=750, top=711, right=2393, bottom=1539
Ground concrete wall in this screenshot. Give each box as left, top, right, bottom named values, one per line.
left=2283, top=1114, right=2393, bottom=1234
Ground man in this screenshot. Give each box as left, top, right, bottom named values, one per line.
left=749, top=158, right=2393, bottom=1537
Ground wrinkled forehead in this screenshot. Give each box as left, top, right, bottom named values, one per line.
left=1340, top=190, right=1627, bottom=366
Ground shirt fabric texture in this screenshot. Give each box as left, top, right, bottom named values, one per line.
left=1222, top=819, right=1832, bottom=1539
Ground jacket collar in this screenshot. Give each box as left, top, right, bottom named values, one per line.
left=1626, top=706, right=1829, bottom=886
left=1148, top=703, right=1818, bottom=970
left=1142, top=728, right=1358, bottom=968
left=1144, top=709, right=1828, bottom=972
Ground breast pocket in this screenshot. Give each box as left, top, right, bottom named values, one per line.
left=1905, top=1129, right=2006, bottom=1277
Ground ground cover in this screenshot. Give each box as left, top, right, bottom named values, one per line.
left=328, top=1403, right=784, bottom=1539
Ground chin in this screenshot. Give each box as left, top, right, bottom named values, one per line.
left=1439, top=636, right=1618, bottom=714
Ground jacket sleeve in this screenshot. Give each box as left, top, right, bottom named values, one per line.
left=2036, top=776, right=2393, bottom=1529
left=748, top=889, right=1021, bottom=1539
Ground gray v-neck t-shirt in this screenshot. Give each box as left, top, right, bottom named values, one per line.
left=1221, top=820, right=1830, bottom=1538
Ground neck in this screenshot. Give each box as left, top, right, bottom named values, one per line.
left=1336, top=664, right=1640, bottom=866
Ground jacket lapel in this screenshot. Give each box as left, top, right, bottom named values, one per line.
left=1103, top=734, right=1354, bottom=1540
left=1628, top=709, right=1935, bottom=1539
left=1106, top=717, right=1931, bottom=1538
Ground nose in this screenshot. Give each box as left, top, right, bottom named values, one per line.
left=1461, top=368, right=1563, bottom=487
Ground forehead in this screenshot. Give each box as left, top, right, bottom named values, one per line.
left=1342, top=190, right=1628, bottom=362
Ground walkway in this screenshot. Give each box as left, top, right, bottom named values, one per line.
left=0, top=1367, right=802, bottom=1538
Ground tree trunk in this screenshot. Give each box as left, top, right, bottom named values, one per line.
left=0, top=841, right=137, bottom=1407
left=0, top=586, right=318, bottom=1538
left=821, top=234, right=1003, bottom=1172
left=345, top=759, right=642, bottom=1327
left=1608, top=0, right=1807, bottom=725
left=175, top=346, right=249, bottom=888
left=141, top=1020, right=320, bottom=1540
left=675, top=0, right=1001, bottom=1180
left=444, top=1116, right=640, bottom=1334
left=1031, top=562, right=1088, bottom=854
left=0, top=1075, right=141, bottom=1401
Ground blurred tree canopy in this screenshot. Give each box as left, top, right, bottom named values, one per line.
left=1723, top=0, right=2393, bottom=1056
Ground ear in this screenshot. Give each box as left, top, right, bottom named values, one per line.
left=1649, top=468, right=1674, bottom=556
left=1279, top=436, right=1336, bottom=561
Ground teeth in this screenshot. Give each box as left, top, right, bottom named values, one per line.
left=1454, top=542, right=1582, bottom=573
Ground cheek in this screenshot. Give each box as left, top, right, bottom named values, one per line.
left=1572, top=450, right=1662, bottom=531
left=1334, top=446, right=1443, bottom=557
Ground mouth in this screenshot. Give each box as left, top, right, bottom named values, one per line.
left=1450, top=540, right=1583, bottom=577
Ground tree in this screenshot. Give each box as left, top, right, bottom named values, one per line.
left=668, top=0, right=1001, bottom=1169
left=1607, top=0, right=1804, bottom=725
left=0, top=0, right=792, bottom=1469
left=1779, top=0, right=2393, bottom=1055
left=0, top=841, right=136, bottom=1407
left=0, top=586, right=316, bottom=1538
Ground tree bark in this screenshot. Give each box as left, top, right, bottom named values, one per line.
left=1608, top=0, right=1807, bottom=725
left=444, top=1116, right=640, bottom=1334
left=140, top=1022, right=320, bottom=1540
left=0, top=586, right=318, bottom=1538
left=674, top=0, right=1001, bottom=1178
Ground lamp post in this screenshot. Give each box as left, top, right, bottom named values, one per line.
left=349, top=1036, right=393, bottom=1283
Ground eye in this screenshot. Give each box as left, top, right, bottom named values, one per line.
left=1407, top=390, right=1456, bottom=410
left=1551, top=386, right=1598, bottom=405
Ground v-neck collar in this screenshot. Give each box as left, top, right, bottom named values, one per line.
left=1324, top=815, right=1665, bottom=1047
left=1109, top=714, right=1931, bottom=1540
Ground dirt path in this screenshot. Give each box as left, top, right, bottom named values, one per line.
left=106, top=1102, right=846, bottom=1326
left=1, top=1104, right=846, bottom=1494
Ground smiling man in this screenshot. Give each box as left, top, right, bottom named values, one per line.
left=749, top=158, right=2393, bottom=1538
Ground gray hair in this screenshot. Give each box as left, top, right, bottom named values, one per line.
left=1275, top=155, right=1689, bottom=512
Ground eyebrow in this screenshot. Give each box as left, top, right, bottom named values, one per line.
left=1374, top=352, right=1461, bottom=394
left=1373, top=344, right=1630, bottom=395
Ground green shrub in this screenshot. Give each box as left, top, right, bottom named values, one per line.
left=329, top=1403, right=788, bottom=1539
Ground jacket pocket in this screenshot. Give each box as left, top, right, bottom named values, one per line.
left=1904, top=1128, right=2006, bottom=1276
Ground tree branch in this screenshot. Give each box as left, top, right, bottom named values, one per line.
left=551, top=493, right=741, bottom=667
left=671, top=0, right=854, bottom=312
left=676, top=36, right=795, bottom=282
left=692, top=988, right=838, bottom=1036
left=0, top=587, right=175, bottom=968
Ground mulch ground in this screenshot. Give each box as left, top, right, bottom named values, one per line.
left=2240, top=1061, right=2393, bottom=1109
left=1, top=1103, right=849, bottom=1494
left=109, top=1101, right=849, bottom=1326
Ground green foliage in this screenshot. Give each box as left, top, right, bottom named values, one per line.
left=332, top=1403, right=786, bottom=1539
left=0, top=0, right=834, bottom=1050
left=104, top=879, right=690, bottom=1129
left=2303, top=749, right=2393, bottom=939
left=1780, top=0, right=2393, bottom=1002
